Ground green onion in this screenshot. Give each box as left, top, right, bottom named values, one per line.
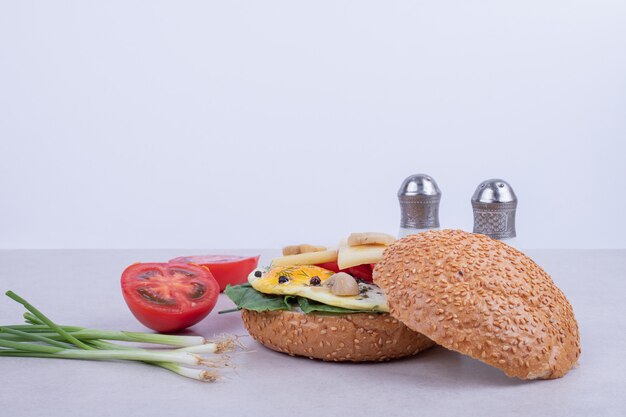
left=0, top=325, right=206, bottom=347
left=5, top=291, right=92, bottom=350
left=0, top=291, right=242, bottom=382
left=0, top=329, right=205, bottom=347
left=2, top=324, right=83, bottom=333
left=175, top=344, right=220, bottom=354
left=83, top=340, right=219, bottom=381
left=91, top=330, right=205, bottom=346
left=0, top=327, right=75, bottom=349
left=0, top=338, right=65, bottom=354
left=175, top=337, right=238, bottom=354
left=0, top=338, right=201, bottom=364
left=158, top=362, right=219, bottom=382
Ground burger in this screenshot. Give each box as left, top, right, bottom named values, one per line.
left=225, top=232, right=434, bottom=361
left=225, top=230, right=581, bottom=379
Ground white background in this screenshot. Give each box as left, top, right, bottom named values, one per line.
left=1, top=1, right=624, bottom=250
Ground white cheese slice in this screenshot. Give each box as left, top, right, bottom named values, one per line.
left=271, top=248, right=338, bottom=267
left=337, top=239, right=387, bottom=269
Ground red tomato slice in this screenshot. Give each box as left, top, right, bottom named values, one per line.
left=169, top=255, right=260, bottom=292
left=315, top=261, right=341, bottom=273
left=315, top=261, right=374, bottom=282
left=121, top=262, right=219, bottom=332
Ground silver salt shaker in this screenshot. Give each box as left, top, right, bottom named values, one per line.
left=398, top=174, right=441, bottom=238
left=471, top=179, right=517, bottom=243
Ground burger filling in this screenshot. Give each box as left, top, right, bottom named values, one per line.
left=224, top=265, right=388, bottom=314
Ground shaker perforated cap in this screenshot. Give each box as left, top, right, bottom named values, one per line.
left=398, top=174, right=441, bottom=229
left=471, top=179, right=517, bottom=239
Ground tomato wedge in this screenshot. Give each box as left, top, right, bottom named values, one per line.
left=169, top=255, right=260, bottom=292
left=121, top=263, right=219, bottom=332
left=315, top=261, right=374, bottom=282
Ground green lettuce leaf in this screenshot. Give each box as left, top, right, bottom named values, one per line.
left=223, top=283, right=290, bottom=312
left=223, top=283, right=365, bottom=315
left=296, top=297, right=359, bottom=314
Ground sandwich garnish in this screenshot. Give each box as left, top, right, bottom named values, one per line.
left=224, top=233, right=396, bottom=315
left=224, top=265, right=388, bottom=314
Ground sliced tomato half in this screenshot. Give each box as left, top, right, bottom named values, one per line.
left=315, top=261, right=374, bottom=282
left=169, top=255, right=260, bottom=291
left=121, top=262, right=219, bottom=332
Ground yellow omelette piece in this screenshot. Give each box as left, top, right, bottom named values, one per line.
left=248, top=265, right=389, bottom=312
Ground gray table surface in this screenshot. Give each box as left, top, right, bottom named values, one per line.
left=0, top=249, right=624, bottom=417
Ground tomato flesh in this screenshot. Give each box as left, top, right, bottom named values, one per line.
left=315, top=261, right=374, bottom=282
left=169, top=254, right=260, bottom=292
left=121, top=263, right=219, bottom=332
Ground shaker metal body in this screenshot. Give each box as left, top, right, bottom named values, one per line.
left=398, top=174, right=441, bottom=237
left=471, top=179, right=517, bottom=241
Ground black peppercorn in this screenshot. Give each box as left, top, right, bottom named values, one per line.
left=309, top=276, right=321, bottom=286
left=254, top=270, right=262, bottom=278
left=278, top=275, right=289, bottom=284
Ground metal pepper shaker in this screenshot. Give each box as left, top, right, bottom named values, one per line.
left=471, top=179, right=517, bottom=242
left=398, top=174, right=441, bottom=238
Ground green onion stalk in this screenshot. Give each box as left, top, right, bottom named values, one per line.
left=15, top=312, right=207, bottom=347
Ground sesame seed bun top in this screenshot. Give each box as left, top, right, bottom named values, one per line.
left=373, top=229, right=581, bottom=379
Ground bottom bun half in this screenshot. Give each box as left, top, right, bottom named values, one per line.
left=241, top=309, right=434, bottom=362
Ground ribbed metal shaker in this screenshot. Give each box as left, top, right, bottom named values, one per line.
left=398, top=174, right=441, bottom=236
left=471, top=179, right=517, bottom=240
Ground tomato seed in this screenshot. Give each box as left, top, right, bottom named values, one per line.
left=137, top=288, right=176, bottom=305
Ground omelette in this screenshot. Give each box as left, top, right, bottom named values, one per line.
left=248, top=265, right=389, bottom=312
